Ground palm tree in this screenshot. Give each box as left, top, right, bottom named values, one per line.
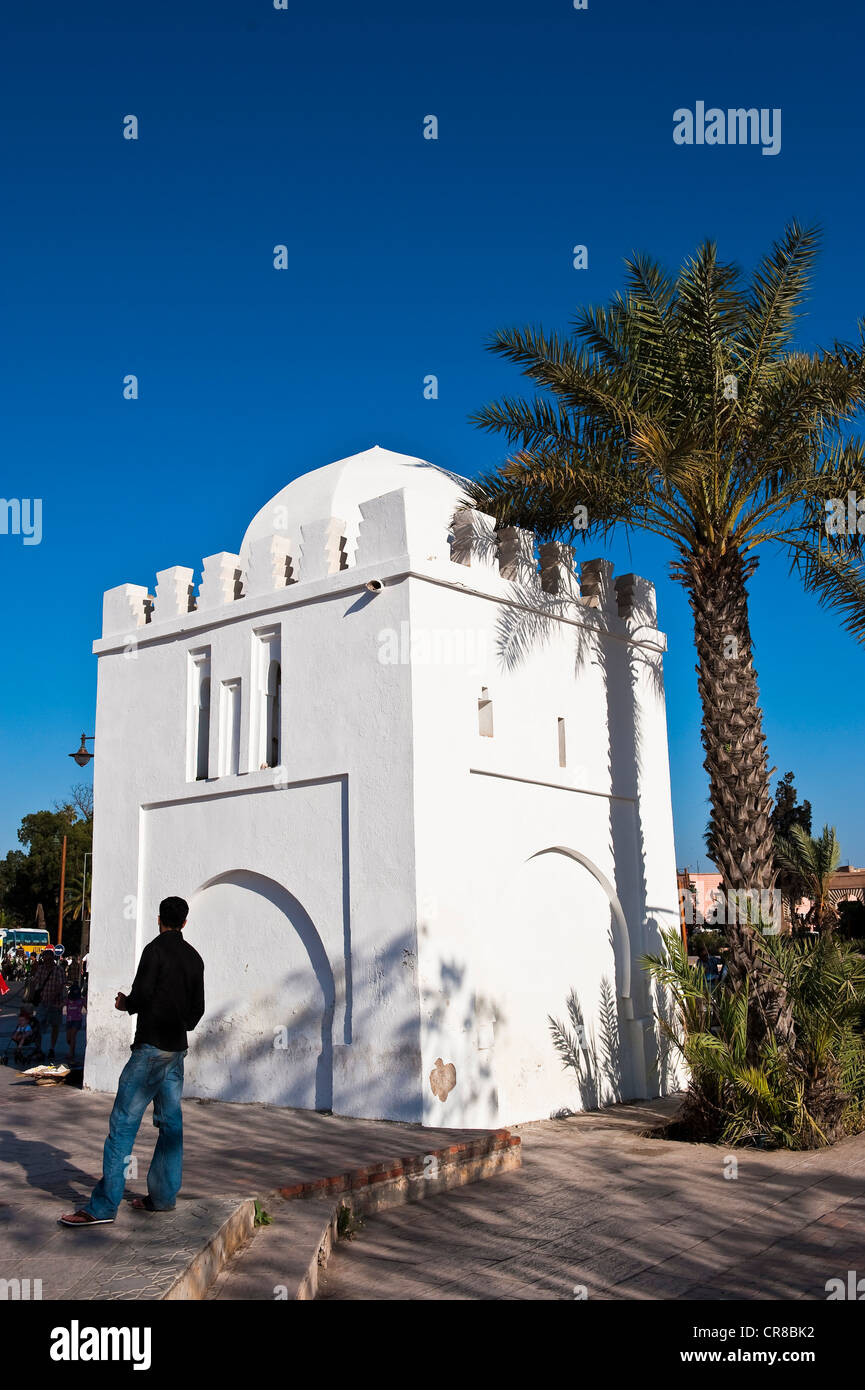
left=775, top=825, right=841, bottom=936
left=61, top=868, right=91, bottom=959
left=644, top=926, right=865, bottom=1147
left=64, top=868, right=90, bottom=925
left=466, top=223, right=865, bottom=1048
left=770, top=771, right=812, bottom=927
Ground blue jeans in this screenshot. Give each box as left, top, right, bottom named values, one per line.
left=86, top=1045, right=187, bottom=1219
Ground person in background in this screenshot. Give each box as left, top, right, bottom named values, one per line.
left=696, top=943, right=723, bottom=989
left=65, top=983, right=86, bottom=1061
left=33, top=948, right=68, bottom=1062
left=11, top=1004, right=38, bottom=1057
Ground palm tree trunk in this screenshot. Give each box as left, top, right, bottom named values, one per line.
left=679, top=547, right=796, bottom=1051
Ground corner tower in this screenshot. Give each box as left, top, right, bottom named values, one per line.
left=86, top=446, right=680, bottom=1125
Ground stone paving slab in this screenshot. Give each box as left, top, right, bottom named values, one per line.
left=317, top=1102, right=865, bottom=1300
left=0, top=985, right=501, bottom=1300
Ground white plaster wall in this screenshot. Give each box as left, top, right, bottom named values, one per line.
left=142, top=788, right=344, bottom=1108
left=184, top=871, right=333, bottom=1108
left=407, top=568, right=679, bottom=1127
left=621, top=641, right=687, bottom=1094
left=86, top=571, right=426, bottom=1122
left=486, top=852, right=621, bottom=1122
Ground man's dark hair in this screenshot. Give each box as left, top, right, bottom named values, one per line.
left=159, top=896, right=189, bottom=929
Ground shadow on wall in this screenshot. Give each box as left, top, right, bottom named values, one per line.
left=417, top=916, right=505, bottom=1127
left=549, top=976, right=624, bottom=1112
left=177, top=878, right=431, bottom=1123
left=648, top=970, right=678, bottom=1097
left=494, top=569, right=676, bottom=1099
left=186, top=870, right=335, bottom=1112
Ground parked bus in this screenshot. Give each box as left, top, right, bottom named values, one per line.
left=1, top=928, right=52, bottom=956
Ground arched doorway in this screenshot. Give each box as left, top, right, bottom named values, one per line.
left=484, top=847, right=636, bottom=1122
left=184, top=870, right=335, bottom=1110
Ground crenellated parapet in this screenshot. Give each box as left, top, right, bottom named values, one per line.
left=580, top=558, right=615, bottom=611
left=198, top=552, right=244, bottom=610
left=539, top=541, right=580, bottom=600
left=99, top=485, right=658, bottom=639
left=450, top=506, right=499, bottom=571
left=497, top=526, right=537, bottom=584
left=615, top=572, right=658, bottom=627
left=298, top=517, right=347, bottom=582
left=243, top=535, right=293, bottom=599
left=447, top=506, right=656, bottom=627
left=102, top=583, right=151, bottom=637
left=154, top=567, right=196, bottom=621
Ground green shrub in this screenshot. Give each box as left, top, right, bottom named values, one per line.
left=643, top=928, right=865, bottom=1149
left=686, top=927, right=726, bottom=956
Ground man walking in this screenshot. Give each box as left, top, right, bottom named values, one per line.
left=33, top=948, right=67, bottom=1060
left=60, top=896, right=204, bottom=1227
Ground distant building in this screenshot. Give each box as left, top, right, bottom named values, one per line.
left=678, top=865, right=865, bottom=936
left=827, top=866, right=865, bottom=907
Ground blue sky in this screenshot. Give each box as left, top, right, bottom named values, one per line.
left=1, top=0, right=863, bottom=871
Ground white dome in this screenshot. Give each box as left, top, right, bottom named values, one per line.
left=239, top=445, right=470, bottom=568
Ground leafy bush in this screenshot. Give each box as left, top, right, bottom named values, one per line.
left=643, top=927, right=865, bottom=1149
left=686, top=927, right=726, bottom=956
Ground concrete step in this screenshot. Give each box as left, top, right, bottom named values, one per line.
left=209, top=1130, right=522, bottom=1300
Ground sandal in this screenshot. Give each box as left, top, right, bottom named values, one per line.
left=131, top=1196, right=175, bottom=1212
left=59, top=1210, right=114, bottom=1227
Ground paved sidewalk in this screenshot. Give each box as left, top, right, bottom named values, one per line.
left=0, top=985, right=486, bottom=1299
left=317, top=1102, right=865, bottom=1300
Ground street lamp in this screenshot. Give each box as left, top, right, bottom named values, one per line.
left=64, top=735, right=94, bottom=949
left=80, top=849, right=91, bottom=963
left=69, top=734, right=94, bottom=767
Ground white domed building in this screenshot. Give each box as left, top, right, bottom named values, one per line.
left=86, top=445, right=681, bottom=1126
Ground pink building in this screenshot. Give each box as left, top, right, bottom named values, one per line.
left=677, top=866, right=865, bottom=935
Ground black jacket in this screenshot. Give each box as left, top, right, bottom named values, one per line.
left=125, top=929, right=205, bottom=1052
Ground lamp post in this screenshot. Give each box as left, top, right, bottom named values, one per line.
left=57, top=835, right=67, bottom=947
left=69, top=734, right=94, bottom=768
left=81, top=851, right=90, bottom=922
left=81, top=850, right=91, bottom=962
left=66, top=734, right=95, bottom=955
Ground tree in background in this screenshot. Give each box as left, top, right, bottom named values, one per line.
left=63, top=866, right=92, bottom=957
left=770, top=772, right=813, bottom=925
left=0, top=785, right=93, bottom=949
left=775, top=825, right=841, bottom=936
left=771, top=771, right=813, bottom=841
left=63, top=783, right=93, bottom=822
